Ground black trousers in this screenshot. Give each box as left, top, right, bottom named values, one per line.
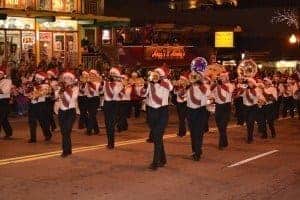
left=0, top=99, right=12, bottom=137
left=234, top=97, right=245, bottom=125
left=147, top=106, right=168, bottom=165
left=282, top=96, right=295, bottom=118
left=28, top=102, right=51, bottom=141
left=78, top=96, right=88, bottom=128
left=257, top=103, right=276, bottom=137
left=187, top=106, right=206, bottom=157
left=58, top=108, right=76, bottom=154
left=244, top=104, right=258, bottom=142
left=295, top=99, right=300, bottom=119
left=275, top=96, right=282, bottom=119
left=146, top=105, right=153, bottom=140
left=46, top=97, right=56, bottom=131
left=117, top=101, right=130, bottom=132
left=129, top=100, right=142, bottom=118
left=176, top=102, right=187, bottom=136
left=215, top=103, right=231, bottom=148
left=104, top=101, right=118, bottom=147
left=86, top=96, right=100, bottom=134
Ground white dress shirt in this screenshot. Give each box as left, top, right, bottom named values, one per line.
left=187, top=83, right=211, bottom=109
left=103, top=81, right=124, bottom=101
left=0, top=78, right=12, bottom=99
left=241, top=88, right=260, bottom=106
left=85, top=82, right=101, bottom=98
left=29, top=83, right=49, bottom=104
left=55, top=86, right=79, bottom=111
left=211, top=83, right=234, bottom=104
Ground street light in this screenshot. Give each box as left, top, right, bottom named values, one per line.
left=289, top=34, right=297, bottom=44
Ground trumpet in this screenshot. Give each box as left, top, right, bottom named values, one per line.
left=189, top=72, right=202, bottom=84
left=128, top=77, right=145, bottom=87
left=28, top=85, right=50, bottom=100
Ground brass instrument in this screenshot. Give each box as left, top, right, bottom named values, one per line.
left=148, top=71, right=160, bottom=83
left=28, top=85, right=50, bottom=100
left=237, top=59, right=258, bottom=78
left=189, top=71, right=202, bottom=84
left=129, top=77, right=145, bottom=87
left=204, top=63, right=226, bottom=81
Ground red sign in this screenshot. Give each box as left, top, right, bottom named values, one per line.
left=145, top=46, right=185, bottom=60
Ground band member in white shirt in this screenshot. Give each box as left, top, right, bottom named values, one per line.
left=78, top=70, right=89, bottom=129
left=282, top=78, right=295, bottom=118
left=186, top=72, right=211, bottom=161
left=211, top=72, right=234, bottom=150
left=292, top=77, right=300, bottom=120
left=56, top=71, right=79, bottom=157
left=117, top=74, right=131, bottom=132
left=257, top=77, right=278, bottom=138
left=237, top=78, right=260, bottom=143
left=25, top=72, right=52, bottom=143
left=46, top=69, right=58, bottom=132
left=85, top=69, right=101, bottom=135
left=103, top=67, right=124, bottom=149
left=173, top=73, right=188, bottom=137
left=139, top=67, right=173, bottom=170
left=0, top=68, right=13, bottom=139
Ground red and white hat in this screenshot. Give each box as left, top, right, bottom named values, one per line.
left=110, top=67, right=121, bottom=77
left=47, top=69, right=58, bottom=78
left=89, top=69, right=99, bottom=76
left=154, top=65, right=170, bottom=77
left=263, top=77, right=272, bottom=85
left=62, top=70, right=75, bottom=79
left=35, top=71, right=48, bottom=80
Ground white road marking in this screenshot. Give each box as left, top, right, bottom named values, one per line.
left=227, top=150, right=279, bottom=168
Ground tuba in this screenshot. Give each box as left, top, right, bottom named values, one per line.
left=237, top=59, right=258, bottom=79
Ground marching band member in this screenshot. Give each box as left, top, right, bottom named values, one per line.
left=173, top=73, right=188, bottom=137
left=233, top=77, right=245, bottom=125
left=0, top=68, right=13, bottom=139
left=117, top=74, right=131, bottom=132
left=292, top=77, right=300, bottom=119
left=282, top=78, right=295, bottom=118
left=273, top=75, right=283, bottom=119
left=128, top=71, right=144, bottom=118
left=103, top=67, right=124, bottom=149
left=138, top=66, right=173, bottom=170
left=25, top=72, right=52, bottom=143
left=211, top=72, right=234, bottom=150
left=85, top=69, right=101, bottom=135
left=186, top=72, right=211, bottom=161
left=237, top=78, right=260, bottom=144
left=78, top=70, right=89, bottom=129
left=46, top=68, right=58, bottom=132
left=257, top=77, right=278, bottom=139
left=56, top=71, right=79, bottom=157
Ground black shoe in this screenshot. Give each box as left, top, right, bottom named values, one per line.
left=3, top=135, right=12, bottom=140
left=261, top=135, right=268, bottom=139
left=148, top=163, right=158, bottom=171
left=85, top=131, right=92, bottom=136
left=191, top=154, right=200, bottom=161
left=60, top=153, right=69, bottom=158
left=247, top=139, right=253, bottom=144
left=28, top=139, right=36, bottom=143
left=157, top=161, right=167, bottom=168
left=146, top=138, right=153, bottom=143
left=271, top=133, right=276, bottom=138
left=94, top=131, right=100, bottom=135
left=218, top=146, right=226, bottom=151
left=106, top=144, right=114, bottom=150
left=45, top=135, right=52, bottom=141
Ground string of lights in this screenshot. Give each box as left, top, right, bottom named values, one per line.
left=271, top=8, right=299, bottom=30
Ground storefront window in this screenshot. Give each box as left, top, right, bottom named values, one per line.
left=0, top=17, right=35, bottom=30
left=38, top=0, right=51, bottom=10
left=38, top=0, right=78, bottom=12
left=6, top=30, right=21, bottom=64
left=39, top=32, right=53, bottom=62
left=3, top=0, right=35, bottom=9
left=0, top=31, right=5, bottom=65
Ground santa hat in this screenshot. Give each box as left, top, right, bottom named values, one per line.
left=121, top=74, right=128, bottom=80
left=62, top=70, right=75, bottom=79
left=263, top=77, right=272, bottom=85
left=35, top=72, right=47, bottom=80
left=110, top=67, right=121, bottom=76
left=89, top=69, right=99, bottom=76
left=247, top=78, right=257, bottom=86
left=47, top=69, right=58, bottom=78
left=82, top=70, right=89, bottom=76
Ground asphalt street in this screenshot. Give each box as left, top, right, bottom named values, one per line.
left=0, top=108, right=299, bottom=200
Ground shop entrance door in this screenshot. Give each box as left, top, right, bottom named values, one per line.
left=53, top=32, right=65, bottom=65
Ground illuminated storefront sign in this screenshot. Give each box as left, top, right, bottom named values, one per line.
left=145, top=46, right=185, bottom=60
left=215, top=31, right=234, bottom=48
left=39, top=19, right=78, bottom=31
left=0, top=17, right=35, bottom=30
